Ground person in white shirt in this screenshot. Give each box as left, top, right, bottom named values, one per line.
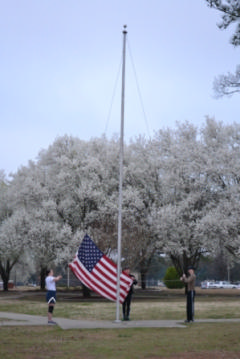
left=45, top=269, right=62, bottom=325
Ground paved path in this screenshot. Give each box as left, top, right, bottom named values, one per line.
left=0, top=312, right=187, bottom=329
left=1, top=312, right=240, bottom=330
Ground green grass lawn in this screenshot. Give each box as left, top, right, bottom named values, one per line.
left=1, top=288, right=240, bottom=358
left=1, top=288, right=240, bottom=320
left=1, top=323, right=240, bottom=359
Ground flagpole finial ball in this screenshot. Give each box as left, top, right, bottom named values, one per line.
left=123, top=25, right=127, bottom=33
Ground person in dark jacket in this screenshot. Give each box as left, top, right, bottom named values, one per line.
left=180, top=266, right=196, bottom=323
left=122, top=267, right=137, bottom=321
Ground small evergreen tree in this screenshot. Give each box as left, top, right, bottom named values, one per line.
left=164, top=266, right=184, bottom=289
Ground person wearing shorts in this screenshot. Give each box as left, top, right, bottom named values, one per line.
left=45, top=269, right=62, bottom=325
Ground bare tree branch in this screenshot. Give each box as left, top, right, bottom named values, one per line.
left=213, top=65, right=240, bottom=97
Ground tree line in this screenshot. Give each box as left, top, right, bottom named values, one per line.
left=1, top=118, right=240, bottom=291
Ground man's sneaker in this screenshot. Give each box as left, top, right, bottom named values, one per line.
left=48, top=320, right=57, bottom=325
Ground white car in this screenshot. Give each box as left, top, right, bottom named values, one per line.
left=213, top=281, right=237, bottom=289
left=201, top=281, right=216, bottom=289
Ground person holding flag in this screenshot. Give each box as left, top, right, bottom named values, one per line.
left=180, top=266, right=196, bottom=323
left=69, top=234, right=133, bottom=304
left=122, top=267, right=138, bottom=321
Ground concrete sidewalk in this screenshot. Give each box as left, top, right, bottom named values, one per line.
left=0, top=312, right=187, bottom=329
left=1, top=312, right=240, bottom=330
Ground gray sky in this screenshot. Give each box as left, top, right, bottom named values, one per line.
left=1, top=0, right=239, bottom=176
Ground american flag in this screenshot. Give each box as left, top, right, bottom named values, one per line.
left=69, top=234, right=133, bottom=303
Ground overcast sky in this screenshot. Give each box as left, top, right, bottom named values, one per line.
left=1, top=0, right=239, bottom=176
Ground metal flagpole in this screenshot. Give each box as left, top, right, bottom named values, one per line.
left=116, top=25, right=127, bottom=322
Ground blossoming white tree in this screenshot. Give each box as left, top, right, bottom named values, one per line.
left=2, top=119, right=240, bottom=289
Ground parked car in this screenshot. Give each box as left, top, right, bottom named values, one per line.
left=201, top=281, right=216, bottom=289
left=213, top=281, right=237, bottom=289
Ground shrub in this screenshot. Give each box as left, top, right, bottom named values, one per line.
left=164, top=266, right=184, bottom=289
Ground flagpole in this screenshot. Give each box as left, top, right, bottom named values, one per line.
left=116, top=25, right=127, bottom=322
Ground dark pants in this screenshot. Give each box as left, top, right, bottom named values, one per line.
left=186, top=290, right=195, bottom=321
left=122, top=293, right=132, bottom=319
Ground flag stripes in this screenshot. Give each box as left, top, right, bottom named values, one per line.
left=69, top=235, right=133, bottom=303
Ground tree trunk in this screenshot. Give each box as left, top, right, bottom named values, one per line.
left=170, top=252, right=200, bottom=277
left=139, top=254, right=154, bottom=289
left=141, top=272, right=146, bottom=290
left=3, top=276, right=9, bottom=291
left=82, top=284, right=91, bottom=298
left=40, top=266, right=47, bottom=290
left=0, top=260, right=10, bottom=292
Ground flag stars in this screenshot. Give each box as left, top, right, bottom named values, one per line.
left=77, top=235, right=103, bottom=272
